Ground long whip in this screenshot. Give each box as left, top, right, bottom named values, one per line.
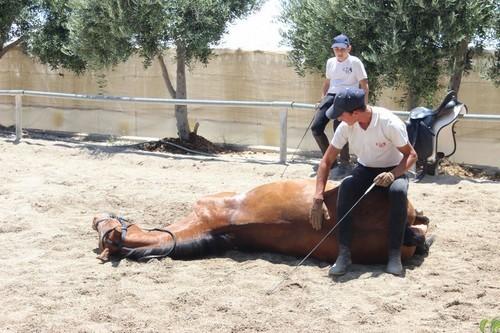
left=280, top=109, right=317, bottom=178
left=266, top=182, right=376, bottom=295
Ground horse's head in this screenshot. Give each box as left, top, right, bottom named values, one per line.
left=92, top=213, right=124, bottom=262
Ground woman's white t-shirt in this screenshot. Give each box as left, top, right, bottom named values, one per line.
left=325, top=55, right=367, bottom=94
left=331, top=106, right=409, bottom=168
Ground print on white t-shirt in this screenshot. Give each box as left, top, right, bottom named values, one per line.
left=325, top=55, right=367, bottom=95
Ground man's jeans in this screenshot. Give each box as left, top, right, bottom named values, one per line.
left=336, top=164, right=409, bottom=250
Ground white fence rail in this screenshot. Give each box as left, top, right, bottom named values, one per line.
left=1, top=90, right=500, bottom=163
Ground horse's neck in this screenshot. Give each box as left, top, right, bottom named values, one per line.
left=124, top=226, right=173, bottom=247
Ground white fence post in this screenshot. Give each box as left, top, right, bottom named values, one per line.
left=279, top=107, right=288, bottom=164
left=15, top=94, right=22, bottom=142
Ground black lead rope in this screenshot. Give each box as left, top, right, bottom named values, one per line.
left=122, top=228, right=177, bottom=261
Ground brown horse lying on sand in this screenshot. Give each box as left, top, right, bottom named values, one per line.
left=92, top=179, right=430, bottom=264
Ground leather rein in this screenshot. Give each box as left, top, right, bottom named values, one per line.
left=94, top=214, right=176, bottom=261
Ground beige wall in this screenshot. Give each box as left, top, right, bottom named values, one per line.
left=1, top=47, right=499, bottom=167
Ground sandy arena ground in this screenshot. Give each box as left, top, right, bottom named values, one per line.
left=0, top=133, right=498, bottom=333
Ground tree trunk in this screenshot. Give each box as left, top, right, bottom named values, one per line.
left=407, top=90, right=419, bottom=110
left=175, top=43, right=190, bottom=141
left=157, top=54, right=176, bottom=98
left=448, top=39, right=469, bottom=95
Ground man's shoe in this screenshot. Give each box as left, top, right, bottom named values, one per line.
left=329, top=162, right=352, bottom=180
left=386, top=249, right=403, bottom=276
left=329, top=245, right=352, bottom=276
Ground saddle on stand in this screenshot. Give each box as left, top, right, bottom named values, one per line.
left=406, top=90, right=468, bottom=180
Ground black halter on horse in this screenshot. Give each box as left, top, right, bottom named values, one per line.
left=94, top=214, right=177, bottom=261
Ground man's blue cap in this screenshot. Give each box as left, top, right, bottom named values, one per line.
left=331, top=34, right=350, bottom=49
left=326, top=88, right=366, bottom=119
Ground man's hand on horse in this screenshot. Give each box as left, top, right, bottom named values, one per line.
left=374, top=172, right=395, bottom=187
left=309, top=198, right=330, bottom=230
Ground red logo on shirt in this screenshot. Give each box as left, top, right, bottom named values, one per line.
left=376, top=142, right=387, bottom=148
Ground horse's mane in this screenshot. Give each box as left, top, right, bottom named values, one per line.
left=123, top=233, right=234, bottom=261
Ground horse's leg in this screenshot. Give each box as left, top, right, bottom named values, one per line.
left=120, top=225, right=175, bottom=248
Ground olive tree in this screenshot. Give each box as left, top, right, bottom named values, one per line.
left=280, top=0, right=498, bottom=108
left=27, top=0, right=262, bottom=140
left=0, top=0, right=37, bottom=59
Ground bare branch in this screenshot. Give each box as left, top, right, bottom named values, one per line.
left=0, top=37, right=24, bottom=59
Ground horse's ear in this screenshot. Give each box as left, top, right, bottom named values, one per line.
left=92, top=217, right=99, bottom=230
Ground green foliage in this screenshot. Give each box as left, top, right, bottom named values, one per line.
left=480, top=317, right=500, bottom=333
left=479, top=2, right=500, bottom=86
left=8, top=0, right=261, bottom=140
left=280, top=0, right=335, bottom=76
left=280, top=0, right=498, bottom=107
left=26, top=0, right=262, bottom=72
left=66, top=0, right=134, bottom=71
left=26, top=0, right=87, bottom=73
left=0, top=0, right=38, bottom=50
left=484, top=48, right=500, bottom=87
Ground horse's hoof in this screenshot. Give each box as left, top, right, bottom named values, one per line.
left=425, top=235, right=436, bottom=249
left=414, top=235, right=436, bottom=255
left=96, top=254, right=109, bottom=260
left=415, top=214, right=430, bottom=225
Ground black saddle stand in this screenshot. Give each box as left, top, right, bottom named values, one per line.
left=406, top=90, right=468, bottom=180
